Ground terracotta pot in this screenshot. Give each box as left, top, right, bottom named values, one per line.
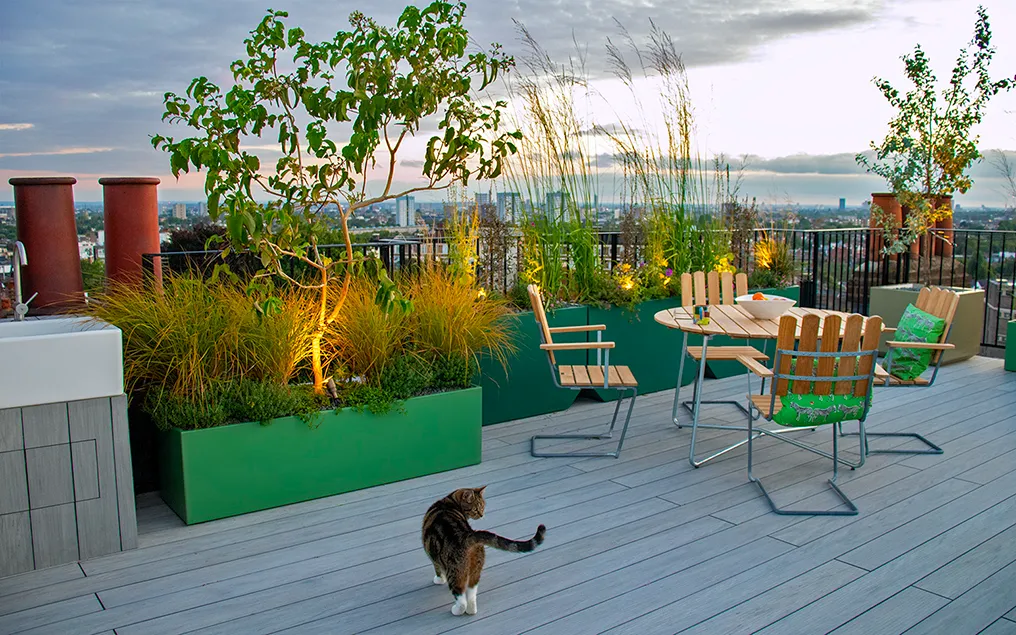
left=99, top=177, right=162, bottom=286
left=870, top=192, right=903, bottom=259
left=9, top=177, right=85, bottom=313
left=932, top=196, right=954, bottom=257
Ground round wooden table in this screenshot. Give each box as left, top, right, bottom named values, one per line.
left=654, top=304, right=881, bottom=467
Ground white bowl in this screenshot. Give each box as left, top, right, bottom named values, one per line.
left=734, top=293, right=797, bottom=320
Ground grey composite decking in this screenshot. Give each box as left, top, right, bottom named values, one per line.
left=0, top=357, right=1014, bottom=635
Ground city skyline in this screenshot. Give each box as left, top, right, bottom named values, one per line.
left=1, top=0, right=1015, bottom=206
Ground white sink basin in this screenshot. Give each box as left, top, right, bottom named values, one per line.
left=0, top=317, right=124, bottom=409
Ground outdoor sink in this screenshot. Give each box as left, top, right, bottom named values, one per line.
left=0, top=316, right=123, bottom=409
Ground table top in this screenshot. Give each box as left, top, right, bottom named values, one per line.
left=654, top=304, right=877, bottom=339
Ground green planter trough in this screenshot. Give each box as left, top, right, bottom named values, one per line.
left=1006, top=320, right=1016, bottom=372
left=159, top=387, right=482, bottom=524
left=586, top=298, right=699, bottom=401
left=479, top=305, right=588, bottom=426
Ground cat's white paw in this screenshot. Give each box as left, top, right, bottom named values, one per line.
left=433, top=574, right=446, bottom=585
left=466, top=585, right=478, bottom=614
left=451, top=601, right=467, bottom=616
left=465, top=602, right=477, bottom=615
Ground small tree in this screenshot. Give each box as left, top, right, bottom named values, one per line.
left=153, top=1, right=520, bottom=392
left=857, top=5, right=1014, bottom=279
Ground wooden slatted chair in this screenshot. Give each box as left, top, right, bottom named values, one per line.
left=739, top=312, right=882, bottom=515
left=847, top=286, right=959, bottom=457
left=527, top=285, right=639, bottom=458
left=673, top=271, right=771, bottom=468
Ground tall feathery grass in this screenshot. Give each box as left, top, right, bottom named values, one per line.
left=84, top=275, right=317, bottom=399
left=602, top=24, right=732, bottom=277
left=505, top=23, right=608, bottom=303
left=325, top=276, right=413, bottom=382
left=407, top=263, right=516, bottom=372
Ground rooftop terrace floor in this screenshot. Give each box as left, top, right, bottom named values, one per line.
left=2, top=357, right=1015, bottom=634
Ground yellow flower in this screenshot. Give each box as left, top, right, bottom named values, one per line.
left=618, top=263, right=632, bottom=273
left=476, top=287, right=487, bottom=300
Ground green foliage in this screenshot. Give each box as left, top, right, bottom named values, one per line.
left=151, top=1, right=520, bottom=391
left=858, top=6, right=1015, bottom=258
left=83, top=274, right=316, bottom=399
left=145, top=379, right=325, bottom=431
left=431, top=353, right=474, bottom=389
left=80, top=259, right=105, bottom=293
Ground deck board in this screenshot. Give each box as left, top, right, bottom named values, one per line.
left=0, top=356, right=1013, bottom=635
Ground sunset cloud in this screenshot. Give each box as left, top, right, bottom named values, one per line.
left=0, top=123, right=34, bottom=131
left=0, top=147, right=114, bottom=159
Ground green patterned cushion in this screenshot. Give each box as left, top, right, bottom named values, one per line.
left=884, top=303, right=947, bottom=381
left=772, top=394, right=867, bottom=427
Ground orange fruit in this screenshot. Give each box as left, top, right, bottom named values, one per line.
left=752, top=292, right=765, bottom=300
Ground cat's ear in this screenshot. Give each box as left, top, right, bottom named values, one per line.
left=475, top=485, right=487, bottom=495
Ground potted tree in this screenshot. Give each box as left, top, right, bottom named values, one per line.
left=137, top=1, right=520, bottom=523
left=857, top=5, right=1013, bottom=362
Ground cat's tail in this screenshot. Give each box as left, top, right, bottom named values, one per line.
left=470, top=524, right=546, bottom=553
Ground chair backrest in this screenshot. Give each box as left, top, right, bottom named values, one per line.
left=771, top=313, right=883, bottom=399
left=913, top=286, right=960, bottom=363
left=527, top=284, right=557, bottom=364
left=679, top=271, right=749, bottom=307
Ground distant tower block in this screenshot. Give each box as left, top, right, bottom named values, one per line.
left=100, top=177, right=162, bottom=286
left=9, top=177, right=85, bottom=313
left=839, top=198, right=846, bottom=211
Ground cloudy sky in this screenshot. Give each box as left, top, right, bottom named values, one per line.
left=2, top=0, right=1015, bottom=206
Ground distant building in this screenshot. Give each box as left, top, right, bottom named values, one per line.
left=172, top=203, right=187, bottom=220
left=546, top=191, right=570, bottom=214
left=475, top=192, right=490, bottom=207
left=395, top=195, right=416, bottom=227
left=839, top=198, right=846, bottom=211
left=496, top=192, right=521, bottom=223
left=198, top=201, right=208, bottom=216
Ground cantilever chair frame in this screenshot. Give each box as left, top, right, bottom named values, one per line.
left=843, top=286, right=959, bottom=457
left=527, top=285, right=638, bottom=459
left=671, top=270, right=774, bottom=468
left=742, top=313, right=881, bottom=516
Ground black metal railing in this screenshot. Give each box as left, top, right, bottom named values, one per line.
left=144, top=226, right=1016, bottom=350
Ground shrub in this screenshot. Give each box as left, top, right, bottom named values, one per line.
left=83, top=274, right=316, bottom=399
left=145, top=379, right=324, bottom=431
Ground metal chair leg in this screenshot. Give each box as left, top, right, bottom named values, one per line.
left=531, top=388, right=638, bottom=459
left=841, top=430, right=943, bottom=455
left=747, top=406, right=859, bottom=516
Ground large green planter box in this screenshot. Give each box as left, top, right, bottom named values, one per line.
left=585, top=298, right=699, bottom=401
left=479, top=305, right=588, bottom=426
left=159, top=387, right=482, bottom=524
left=1006, top=320, right=1016, bottom=372
left=869, top=284, right=984, bottom=364
left=705, top=285, right=801, bottom=379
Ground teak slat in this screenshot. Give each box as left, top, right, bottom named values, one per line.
left=792, top=315, right=820, bottom=395
left=680, top=273, right=693, bottom=307
left=707, top=271, right=721, bottom=306
left=750, top=394, right=782, bottom=417
left=735, top=272, right=748, bottom=297
left=528, top=285, right=556, bottom=364
left=572, top=365, right=591, bottom=386
left=687, top=346, right=768, bottom=361
left=813, top=314, right=841, bottom=395
left=558, top=365, right=576, bottom=386
left=706, top=306, right=750, bottom=339
left=855, top=315, right=883, bottom=397
left=835, top=314, right=863, bottom=395
left=693, top=272, right=707, bottom=306
left=720, top=305, right=775, bottom=338
left=721, top=271, right=734, bottom=305
left=616, top=366, right=638, bottom=387
left=588, top=365, right=605, bottom=386
left=774, top=315, right=797, bottom=396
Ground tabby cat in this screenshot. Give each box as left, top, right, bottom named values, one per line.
left=422, top=486, right=546, bottom=616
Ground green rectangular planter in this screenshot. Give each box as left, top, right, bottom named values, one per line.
left=159, top=387, right=482, bottom=524
left=585, top=298, right=699, bottom=401
left=479, top=305, right=588, bottom=426
left=1006, top=320, right=1016, bottom=372
left=705, top=285, right=801, bottom=379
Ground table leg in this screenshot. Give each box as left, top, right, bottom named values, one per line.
left=672, top=331, right=689, bottom=429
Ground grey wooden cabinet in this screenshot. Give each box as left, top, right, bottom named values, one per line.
left=0, top=395, right=136, bottom=577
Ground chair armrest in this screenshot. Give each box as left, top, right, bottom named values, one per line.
left=885, top=341, right=955, bottom=350
left=881, top=327, right=897, bottom=335
left=547, top=324, right=607, bottom=334
left=737, top=355, right=773, bottom=378
left=540, top=342, right=616, bottom=350
left=874, top=365, right=889, bottom=380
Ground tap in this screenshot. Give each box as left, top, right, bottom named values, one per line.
left=10, top=241, right=35, bottom=321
